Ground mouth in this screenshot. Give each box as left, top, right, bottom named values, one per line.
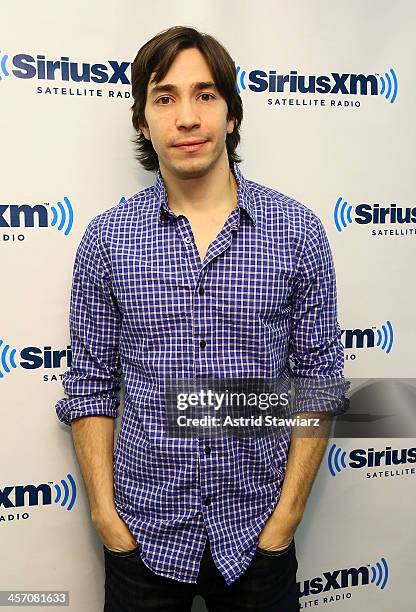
left=173, top=141, right=208, bottom=152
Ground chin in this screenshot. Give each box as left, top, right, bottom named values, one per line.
left=171, top=159, right=212, bottom=179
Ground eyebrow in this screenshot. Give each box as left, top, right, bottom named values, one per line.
left=149, top=81, right=218, bottom=98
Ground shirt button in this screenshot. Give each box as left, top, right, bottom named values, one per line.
left=184, top=236, right=192, bottom=244
left=198, top=287, right=205, bottom=295
left=199, top=339, right=207, bottom=348
left=203, top=496, right=212, bottom=506
left=204, top=446, right=211, bottom=455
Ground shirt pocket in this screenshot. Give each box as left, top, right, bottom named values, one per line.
left=211, top=264, right=293, bottom=368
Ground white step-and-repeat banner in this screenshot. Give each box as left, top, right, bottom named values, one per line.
left=1, top=1, right=415, bottom=610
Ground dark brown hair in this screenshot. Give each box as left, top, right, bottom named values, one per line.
left=130, top=25, right=243, bottom=172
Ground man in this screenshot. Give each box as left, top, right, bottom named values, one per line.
left=55, top=25, right=348, bottom=612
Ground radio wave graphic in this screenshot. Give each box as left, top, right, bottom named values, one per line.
left=54, top=473, right=77, bottom=511
left=0, top=338, right=17, bottom=379
left=334, top=196, right=353, bottom=232
left=370, top=557, right=389, bottom=589
left=375, top=320, right=394, bottom=354
left=235, top=65, right=247, bottom=94
left=327, top=443, right=348, bottom=477
left=378, top=68, right=398, bottom=104
left=50, top=196, right=74, bottom=236
left=0, top=50, right=9, bottom=81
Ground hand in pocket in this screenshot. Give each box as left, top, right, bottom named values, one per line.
left=93, top=508, right=137, bottom=553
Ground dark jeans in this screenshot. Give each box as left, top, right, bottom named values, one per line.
left=103, top=537, right=299, bottom=611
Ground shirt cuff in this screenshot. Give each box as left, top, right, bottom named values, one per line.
left=55, top=393, right=120, bottom=425
left=290, top=377, right=351, bottom=416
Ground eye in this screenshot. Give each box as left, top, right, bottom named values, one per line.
left=155, top=93, right=215, bottom=105
left=156, top=96, right=172, bottom=105
left=199, top=93, right=215, bottom=101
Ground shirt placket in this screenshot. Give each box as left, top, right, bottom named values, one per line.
left=173, top=210, right=240, bottom=516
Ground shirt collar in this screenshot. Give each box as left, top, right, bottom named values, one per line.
left=155, top=161, right=257, bottom=227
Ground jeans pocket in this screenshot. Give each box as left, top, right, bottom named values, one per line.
left=255, top=538, right=294, bottom=558
left=103, top=544, right=140, bottom=558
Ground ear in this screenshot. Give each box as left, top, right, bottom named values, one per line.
left=138, top=121, right=151, bottom=140
left=226, top=117, right=236, bottom=135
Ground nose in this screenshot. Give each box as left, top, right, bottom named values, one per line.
left=175, top=98, right=201, bottom=130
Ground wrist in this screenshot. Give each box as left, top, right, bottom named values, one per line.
left=272, top=498, right=304, bottom=527
left=91, top=503, right=117, bottom=527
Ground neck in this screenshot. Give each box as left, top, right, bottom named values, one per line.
left=159, top=155, right=238, bottom=217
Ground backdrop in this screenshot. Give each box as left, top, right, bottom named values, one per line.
left=1, top=1, right=415, bottom=610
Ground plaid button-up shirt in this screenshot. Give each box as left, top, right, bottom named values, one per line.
left=55, top=162, right=346, bottom=586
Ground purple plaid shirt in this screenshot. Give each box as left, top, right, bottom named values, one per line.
left=55, top=162, right=346, bottom=586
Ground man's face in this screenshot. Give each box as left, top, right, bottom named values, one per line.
left=139, top=47, right=235, bottom=179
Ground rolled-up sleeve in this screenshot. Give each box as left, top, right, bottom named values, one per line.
left=288, top=213, right=349, bottom=415
left=55, top=216, right=122, bottom=426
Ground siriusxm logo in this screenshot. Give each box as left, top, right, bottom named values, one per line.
left=299, top=556, right=389, bottom=597
left=0, top=197, right=73, bottom=234
left=334, top=198, right=416, bottom=232
left=0, top=339, right=71, bottom=378
left=1, top=50, right=398, bottom=104
left=342, top=321, right=394, bottom=354
left=0, top=474, right=76, bottom=511
left=235, top=65, right=398, bottom=103
left=328, top=444, right=416, bottom=477
left=0, top=50, right=130, bottom=85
